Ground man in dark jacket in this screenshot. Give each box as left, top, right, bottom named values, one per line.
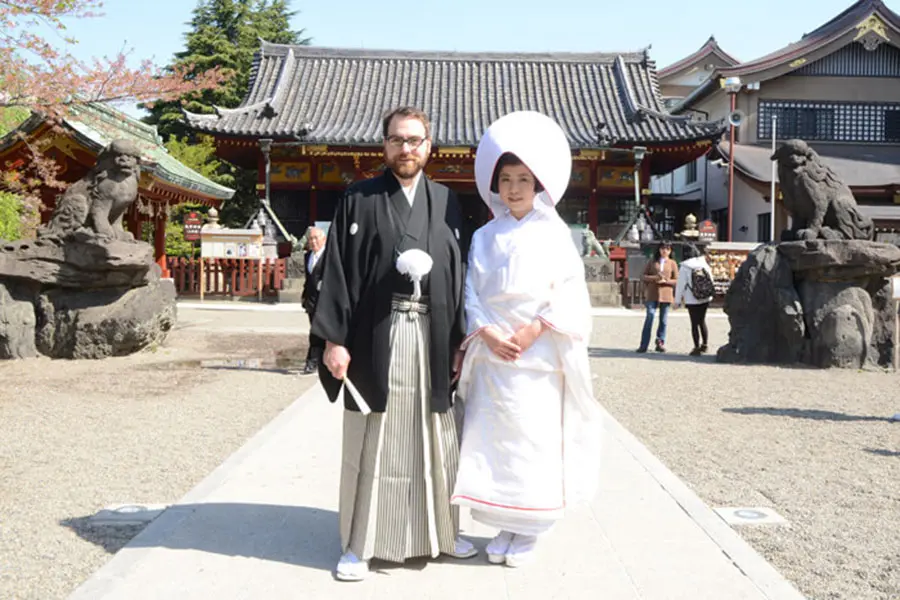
left=310, top=106, right=473, bottom=581
left=301, top=226, right=326, bottom=374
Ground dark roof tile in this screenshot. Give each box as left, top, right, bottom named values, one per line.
left=184, top=43, right=725, bottom=148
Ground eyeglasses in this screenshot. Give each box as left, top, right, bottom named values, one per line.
left=385, top=135, right=427, bottom=149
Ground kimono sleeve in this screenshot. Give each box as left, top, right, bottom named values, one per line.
left=310, top=191, right=354, bottom=347
left=536, top=231, right=592, bottom=342
left=460, top=230, right=493, bottom=350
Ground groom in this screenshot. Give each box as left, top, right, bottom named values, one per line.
left=310, top=106, right=474, bottom=581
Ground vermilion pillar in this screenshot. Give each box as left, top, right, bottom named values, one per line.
left=154, top=210, right=170, bottom=278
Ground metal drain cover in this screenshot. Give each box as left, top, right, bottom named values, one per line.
left=89, top=503, right=168, bottom=526
left=713, top=506, right=788, bottom=526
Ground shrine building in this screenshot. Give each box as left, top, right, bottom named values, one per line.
left=0, top=102, right=235, bottom=275
left=184, top=42, right=727, bottom=252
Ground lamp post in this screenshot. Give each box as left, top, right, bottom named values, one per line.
left=632, top=145, right=647, bottom=209
left=259, top=138, right=273, bottom=208
left=724, top=76, right=743, bottom=242
left=769, top=114, right=778, bottom=242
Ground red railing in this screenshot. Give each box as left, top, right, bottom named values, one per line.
left=166, top=257, right=287, bottom=297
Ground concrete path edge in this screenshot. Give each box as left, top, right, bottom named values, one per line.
left=69, top=385, right=807, bottom=600
left=594, top=402, right=808, bottom=600
left=67, top=387, right=322, bottom=600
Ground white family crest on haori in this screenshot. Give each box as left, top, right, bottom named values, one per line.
left=474, top=110, right=573, bottom=215
left=452, top=110, right=604, bottom=533
left=396, top=249, right=433, bottom=301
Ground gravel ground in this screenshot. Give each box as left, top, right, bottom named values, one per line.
left=590, top=311, right=900, bottom=600
left=0, top=313, right=316, bottom=600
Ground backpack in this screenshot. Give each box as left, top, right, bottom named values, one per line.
left=689, top=267, right=715, bottom=300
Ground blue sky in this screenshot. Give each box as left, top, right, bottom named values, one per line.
left=48, top=0, right=898, bottom=118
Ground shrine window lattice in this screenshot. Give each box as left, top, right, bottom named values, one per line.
left=758, top=100, right=900, bottom=144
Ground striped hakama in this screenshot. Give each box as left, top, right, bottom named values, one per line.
left=339, top=294, right=460, bottom=563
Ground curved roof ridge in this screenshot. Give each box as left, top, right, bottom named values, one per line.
left=658, top=35, right=740, bottom=78
left=720, top=0, right=900, bottom=76
left=257, top=39, right=651, bottom=64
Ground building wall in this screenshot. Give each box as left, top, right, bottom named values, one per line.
left=649, top=157, right=704, bottom=199
left=650, top=90, right=731, bottom=213
left=659, top=55, right=738, bottom=99
left=739, top=75, right=900, bottom=144
left=671, top=69, right=900, bottom=240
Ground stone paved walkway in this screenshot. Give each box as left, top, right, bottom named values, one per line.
left=68, top=381, right=806, bottom=600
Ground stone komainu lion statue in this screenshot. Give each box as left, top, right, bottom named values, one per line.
left=772, top=139, right=874, bottom=242
left=39, top=139, right=142, bottom=241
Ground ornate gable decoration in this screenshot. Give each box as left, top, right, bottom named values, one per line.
left=854, top=14, right=891, bottom=51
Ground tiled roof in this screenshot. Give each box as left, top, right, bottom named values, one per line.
left=1, top=103, right=235, bottom=201
left=715, top=141, right=900, bottom=188
left=657, top=36, right=740, bottom=78
left=672, top=0, right=900, bottom=112
left=719, top=0, right=900, bottom=77
left=66, top=104, right=234, bottom=200
left=184, top=42, right=725, bottom=148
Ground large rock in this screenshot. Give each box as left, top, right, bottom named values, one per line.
left=718, top=240, right=900, bottom=369
left=777, top=239, right=900, bottom=280
left=0, top=281, right=38, bottom=359
left=35, top=277, right=175, bottom=359
left=717, top=245, right=805, bottom=364
left=0, top=236, right=175, bottom=360
left=798, top=281, right=873, bottom=369
left=0, top=232, right=154, bottom=288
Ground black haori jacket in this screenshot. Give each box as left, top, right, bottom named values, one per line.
left=310, top=170, right=466, bottom=413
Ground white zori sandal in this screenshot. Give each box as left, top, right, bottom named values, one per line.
left=486, top=530, right=515, bottom=564
left=504, top=534, right=539, bottom=568
left=335, top=551, right=369, bottom=581
left=445, top=537, right=479, bottom=559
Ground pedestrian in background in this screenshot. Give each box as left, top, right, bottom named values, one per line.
left=636, top=241, right=678, bottom=353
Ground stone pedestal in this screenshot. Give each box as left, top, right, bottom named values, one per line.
left=0, top=235, right=176, bottom=359
left=717, top=240, right=900, bottom=369
left=584, top=257, right=621, bottom=307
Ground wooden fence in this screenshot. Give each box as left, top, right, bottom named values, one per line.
left=167, top=257, right=288, bottom=297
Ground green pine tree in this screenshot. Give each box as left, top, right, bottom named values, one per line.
left=142, top=0, right=310, bottom=141
left=142, top=0, right=310, bottom=228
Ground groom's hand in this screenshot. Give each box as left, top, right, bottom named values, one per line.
left=324, top=341, right=351, bottom=380
left=452, top=348, right=465, bottom=383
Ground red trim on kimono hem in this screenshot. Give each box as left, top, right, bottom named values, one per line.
left=451, top=494, right=564, bottom=512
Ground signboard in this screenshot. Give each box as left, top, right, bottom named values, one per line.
left=199, top=229, right=267, bottom=302
left=270, top=161, right=311, bottom=184
left=597, top=166, right=635, bottom=189
left=698, top=219, right=718, bottom=243
left=201, top=229, right=264, bottom=259
left=426, top=161, right=475, bottom=181
left=569, top=165, right=591, bottom=188
left=183, top=211, right=202, bottom=241
left=626, top=247, right=649, bottom=281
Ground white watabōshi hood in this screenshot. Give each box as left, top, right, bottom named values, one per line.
left=474, top=111, right=573, bottom=215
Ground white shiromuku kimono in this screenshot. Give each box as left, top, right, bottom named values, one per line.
left=450, top=111, right=604, bottom=536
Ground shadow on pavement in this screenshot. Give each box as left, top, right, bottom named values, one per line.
left=63, top=504, right=497, bottom=574
left=64, top=503, right=341, bottom=572
left=722, top=407, right=898, bottom=423
left=60, top=516, right=148, bottom=554
left=863, top=448, right=900, bottom=457
left=588, top=347, right=715, bottom=363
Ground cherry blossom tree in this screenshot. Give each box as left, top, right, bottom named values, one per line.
left=0, top=0, right=225, bottom=115
left=0, top=0, right=227, bottom=238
